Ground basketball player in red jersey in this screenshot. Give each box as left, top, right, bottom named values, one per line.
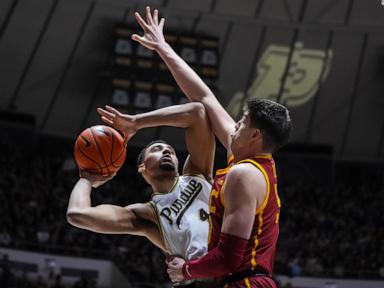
left=132, top=7, right=292, bottom=287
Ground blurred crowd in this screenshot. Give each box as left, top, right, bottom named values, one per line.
left=276, top=168, right=384, bottom=279
left=0, top=137, right=383, bottom=287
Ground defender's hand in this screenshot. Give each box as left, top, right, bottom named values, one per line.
left=131, top=6, right=166, bottom=51
left=97, top=105, right=137, bottom=144
left=166, top=257, right=186, bottom=283
left=79, top=170, right=116, bottom=188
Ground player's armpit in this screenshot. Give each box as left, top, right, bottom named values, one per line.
left=220, top=164, right=267, bottom=239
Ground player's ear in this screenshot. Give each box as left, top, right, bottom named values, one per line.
left=252, top=128, right=261, bottom=139
left=250, top=128, right=262, bottom=146
left=138, top=163, right=146, bottom=174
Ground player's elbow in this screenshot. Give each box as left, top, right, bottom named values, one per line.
left=188, top=102, right=207, bottom=122
left=66, top=209, right=86, bottom=228
left=66, top=210, right=99, bottom=232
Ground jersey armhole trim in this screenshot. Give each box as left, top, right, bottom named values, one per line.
left=227, top=154, right=234, bottom=165
left=182, top=173, right=209, bottom=182
left=148, top=201, right=168, bottom=253
left=182, top=173, right=214, bottom=186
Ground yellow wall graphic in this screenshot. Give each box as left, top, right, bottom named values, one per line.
left=227, top=42, right=333, bottom=118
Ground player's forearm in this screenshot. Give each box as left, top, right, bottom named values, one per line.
left=156, top=43, right=235, bottom=149
left=134, top=102, right=204, bottom=130
left=183, top=232, right=247, bottom=279
left=67, top=178, right=92, bottom=213
left=156, top=43, right=214, bottom=103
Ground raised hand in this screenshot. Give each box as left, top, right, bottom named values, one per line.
left=97, top=105, right=137, bottom=143
left=131, top=6, right=166, bottom=51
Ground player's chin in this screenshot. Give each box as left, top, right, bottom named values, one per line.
left=159, top=162, right=176, bottom=172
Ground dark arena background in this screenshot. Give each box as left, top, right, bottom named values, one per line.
left=0, top=0, right=384, bottom=287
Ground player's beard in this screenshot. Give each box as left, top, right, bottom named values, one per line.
left=159, top=155, right=176, bottom=172
left=159, top=162, right=176, bottom=172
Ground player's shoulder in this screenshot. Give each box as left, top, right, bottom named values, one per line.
left=228, top=162, right=266, bottom=183
left=226, top=163, right=267, bottom=200
left=230, top=161, right=264, bottom=174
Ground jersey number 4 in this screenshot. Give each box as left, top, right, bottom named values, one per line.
left=199, top=208, right=209, bottom=221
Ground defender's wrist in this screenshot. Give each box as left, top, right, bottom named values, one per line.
left=155, top=42, right=171, bottom=54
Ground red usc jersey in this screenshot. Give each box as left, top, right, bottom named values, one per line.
left=208, top=154, right=281, bottom=276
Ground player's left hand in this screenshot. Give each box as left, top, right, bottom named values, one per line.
left=97, top=105, right=137, bottom=144
left=79, top=170, right=116, bottom=188
left=166, top=256, right=186, bottom=283
left=131, top=6, right=166, bottom=51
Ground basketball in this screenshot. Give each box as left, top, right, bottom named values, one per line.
left=74, top=125, right=126, bottom=175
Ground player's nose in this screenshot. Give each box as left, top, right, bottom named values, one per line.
left=162, top=148, right=171, bottom=155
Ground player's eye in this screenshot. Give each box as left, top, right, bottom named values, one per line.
left=151, top=146, right=161, bottom=152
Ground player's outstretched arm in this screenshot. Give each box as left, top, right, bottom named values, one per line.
left=98, top=102, right=215, bottom=180
left=167, top=164, right=267, bottom=281
left=131, top=6, right=235, bottom=151
left=66, top=171, right=165, bottom=250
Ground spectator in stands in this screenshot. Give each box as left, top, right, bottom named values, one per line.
left=288, top=257, right=302, bottom=277
left=36, top=275, right=48, bottom=288
left=72, top=272, right=97, bottom=288
left=379, top=265, right=384, bottom=278
left=51, top=274, right=64, bottom=288
left=16, top=270, right=33, bottom=288
left=0, top=228, right=12, bottom=246
left=0, top=254, right=15, bottom=287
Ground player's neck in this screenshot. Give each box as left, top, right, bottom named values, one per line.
left=151, top=176, right=179, bottom=194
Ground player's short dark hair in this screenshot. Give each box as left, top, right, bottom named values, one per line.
left=246, top=99, right=292, bottom=152
left=137, top=140, right=170, bottom=167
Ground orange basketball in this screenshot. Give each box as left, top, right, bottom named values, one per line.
left=74, top=125, right=126, bottom=175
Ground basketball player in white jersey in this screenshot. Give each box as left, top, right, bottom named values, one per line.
left=67, top=102, right=215, bottom=262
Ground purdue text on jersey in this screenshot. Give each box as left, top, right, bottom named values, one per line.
left=159, top=179, right=203, bottom=227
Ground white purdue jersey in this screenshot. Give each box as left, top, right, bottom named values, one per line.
left=150, top=175, right=211, bottom=260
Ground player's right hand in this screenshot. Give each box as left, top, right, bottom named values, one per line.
left=97, top=105, right=137, bottom=144
left=131, top=6, right=166, bottom=51
left=79, top=170, right=116, bottom=188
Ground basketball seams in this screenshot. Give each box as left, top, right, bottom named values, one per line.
left=89, top=127, right=111, bottom=175
left=109, top=129, right=126, bottom=169
left=99, top=152, right=125, bottom=168
left=80, top=135, right=90, bottom=145
left=75, top=142, right=103, bottom=174
left=110, top=149, right=126, bottom=168
left=110, top=129, right=115, bottom=166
